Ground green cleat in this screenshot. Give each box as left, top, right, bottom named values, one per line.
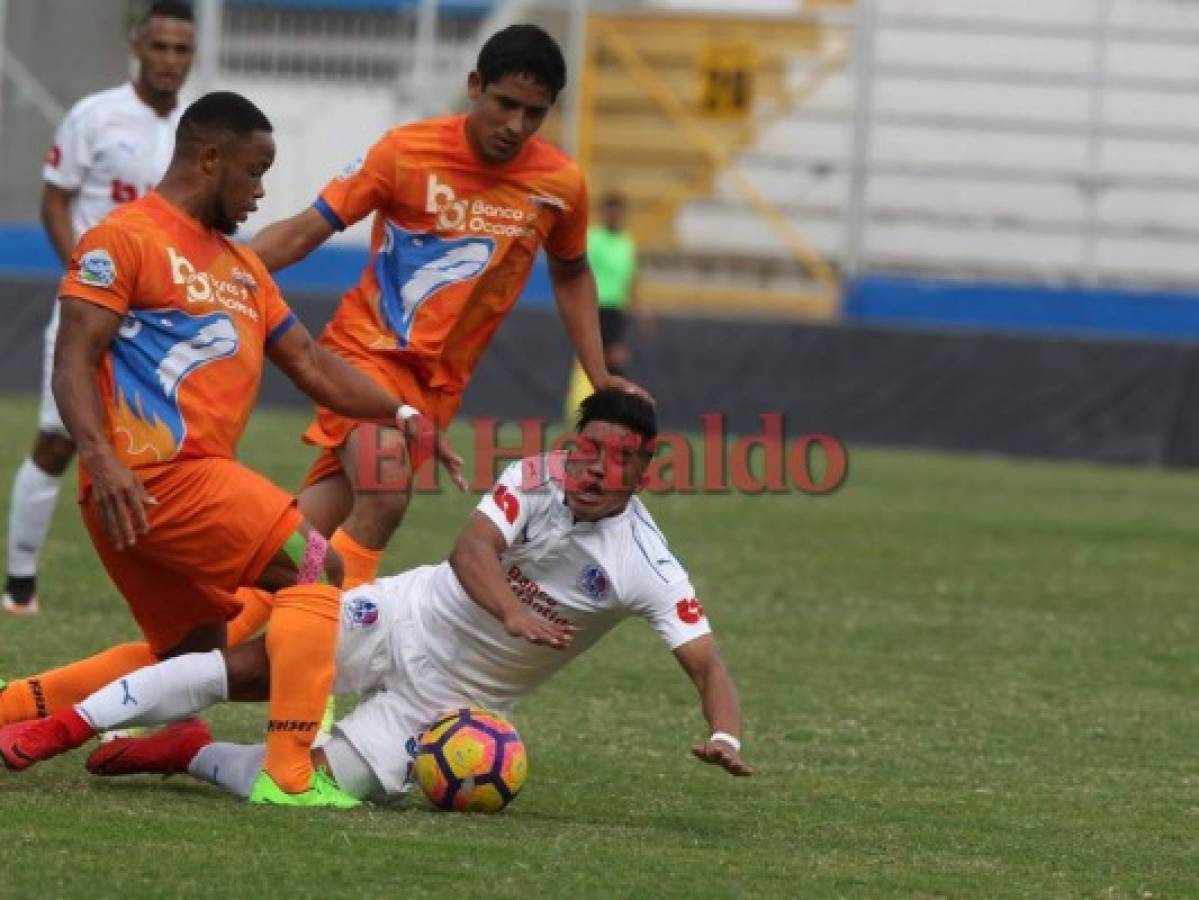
left=249, top=770, right=361, bottom=809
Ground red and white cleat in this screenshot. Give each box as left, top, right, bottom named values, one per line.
left=86, top=719, right=212, bottom=777
left=0, top=708, right=94, bottom=771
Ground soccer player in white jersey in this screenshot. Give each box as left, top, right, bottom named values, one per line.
left=5, top=390, right=753, bottom=799
left=2, top=1, right=195, bottom=614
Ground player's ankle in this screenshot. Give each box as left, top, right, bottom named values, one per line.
left=3, top=575, right=37, bottom=606
left=55, top=707, right=98, bottom=746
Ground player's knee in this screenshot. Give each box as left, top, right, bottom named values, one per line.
left=350, top=424, right=413, bottom=494
left=222, top=640, right=270, bottom=702
left=31, top=432, right=75, bottom=475
left=352, top=487, right=411, bottom=533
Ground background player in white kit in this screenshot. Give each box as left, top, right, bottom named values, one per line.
left=8, top=390, right=753, bottom=799
left=2, top=1, right=195, bottom=614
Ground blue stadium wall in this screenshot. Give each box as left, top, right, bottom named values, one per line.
left=5, top=224, right=1199, bottom=466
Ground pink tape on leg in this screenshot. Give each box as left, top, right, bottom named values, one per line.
left=298, top=530, right=329, bottom=585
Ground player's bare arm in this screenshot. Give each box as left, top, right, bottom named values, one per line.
left=52, top=298, right=156, bottom=550
left=673, top=634, right=753, bottom=777
left=548, top=252, right=652, bottom=403
left=249, top=206, right=335, bottom=273
left=41, top=184, right=78, bottom=265
left=267, top=318, right=403, bottom=420
left=266, top=319, right=464, bottom=487
left=449, top=511, right=577, bottom=649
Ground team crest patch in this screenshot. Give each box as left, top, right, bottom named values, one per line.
left=78, top=249, right=116, bottom=288
left=576, top=564, right=611, bottom=602
left=343, top=596, right=380, bottom=629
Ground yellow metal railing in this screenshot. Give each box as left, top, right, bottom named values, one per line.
left=578, top=14, right=852, bottom=318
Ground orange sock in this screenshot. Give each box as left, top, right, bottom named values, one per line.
left=0, top=642, right=157, bottom=725
left=263, top=583, right=341, bottom=793
left=227, top=588, right=273, bottom=646
left=330, top=528, right=382, bottom=589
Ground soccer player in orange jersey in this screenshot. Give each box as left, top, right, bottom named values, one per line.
left=0, top=92, right=423, bottom=808
left=246, top=24, right=649, bottom=595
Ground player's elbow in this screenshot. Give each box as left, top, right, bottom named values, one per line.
left=448, top=534, right=487, bottom=583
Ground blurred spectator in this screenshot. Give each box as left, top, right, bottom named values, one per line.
left=566, top=190, right=650, bottom=416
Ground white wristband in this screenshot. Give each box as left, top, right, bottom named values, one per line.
left=398, top=404, right=421, bottom=421
left=709, top=731, right=741, bottom=752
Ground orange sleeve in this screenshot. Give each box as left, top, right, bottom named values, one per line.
left=544, top=170, right=589, bottom=262
left=262, top=276, right=298, bottom=348
left=57, top=221, right=142, bottom=316
left=313, top=132, right=397, bottom=231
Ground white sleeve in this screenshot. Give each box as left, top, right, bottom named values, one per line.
left=625, top=526, right=712, bottom=650
left=636, top=575, right=712, bottom=651
left=474, top=458, right=549, bottom=547
left=44, top=102, right=93, bottom=191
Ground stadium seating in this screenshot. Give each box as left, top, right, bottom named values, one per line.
left=679, top=0, right=1199, bottom=293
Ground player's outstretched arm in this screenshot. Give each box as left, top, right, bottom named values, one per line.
left=547, top=253, right=653, bottom=404
left=53, top=298, right=156, bottom=549
left=449, top=512, right=577, bottom=649
left=673, top=634, right=754, bottom=776
left=268, top=319, right=402, bottom=421
left=249, top=206, right=335, bottom=273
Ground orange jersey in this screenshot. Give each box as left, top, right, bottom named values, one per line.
left=59, top=191, right=296, bottom=475
left=312, top=114, right=588, bottom=399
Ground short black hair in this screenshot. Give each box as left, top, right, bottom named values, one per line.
left=576, top=389, right=658, bottom=451
left=139, top=0, right=194, bottom=27
left=476, top=24, right=567, bottom=100
left=176, top=92, right=272, bottom=148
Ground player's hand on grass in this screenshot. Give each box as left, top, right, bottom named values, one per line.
left=503, top=607, right=577, bottom=650
left=691, top=738, right=754, bottom=777
left=86, top=450, right=156, bottom=550
left=435, top=430, right=467, bottom=492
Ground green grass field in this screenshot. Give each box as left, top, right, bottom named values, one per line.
left=0, top=393, right=1195, bottom=899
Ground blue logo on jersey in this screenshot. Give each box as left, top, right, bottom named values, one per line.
left=374, top=223, right=494, bottom=346
left=576, top=564, right=611, bottom=602
left=343, top=596, right=379, bottom=630
left=110, top=309, right=239, bottom=459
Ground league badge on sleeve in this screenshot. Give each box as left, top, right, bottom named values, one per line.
left=78, top=249, right=116, bottom=288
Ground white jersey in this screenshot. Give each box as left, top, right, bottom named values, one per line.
left=376, top=454, right=711, bottom=707
left=43, top=82, right=179, bottom=240
left=330, top=453, right=713, bottom=797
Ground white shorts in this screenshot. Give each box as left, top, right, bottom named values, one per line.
left=331, top=573, right=497, bottom=799
left=38, top=301, right=68, bottom=436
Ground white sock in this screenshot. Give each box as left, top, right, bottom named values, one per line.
left=6, top=458, right=62, bottom=577
left=189, top=742, right=266, bottom=799
left=76, top=650, right=228, bottom=732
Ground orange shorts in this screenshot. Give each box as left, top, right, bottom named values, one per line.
left=82, top=457, right=302, bottom=654
left=301, top=343, right=461, bottom=489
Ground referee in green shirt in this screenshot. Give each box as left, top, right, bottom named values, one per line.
left=566, top=191, right=649, bottom=417
left=588, top=191, right=643, bottom=375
